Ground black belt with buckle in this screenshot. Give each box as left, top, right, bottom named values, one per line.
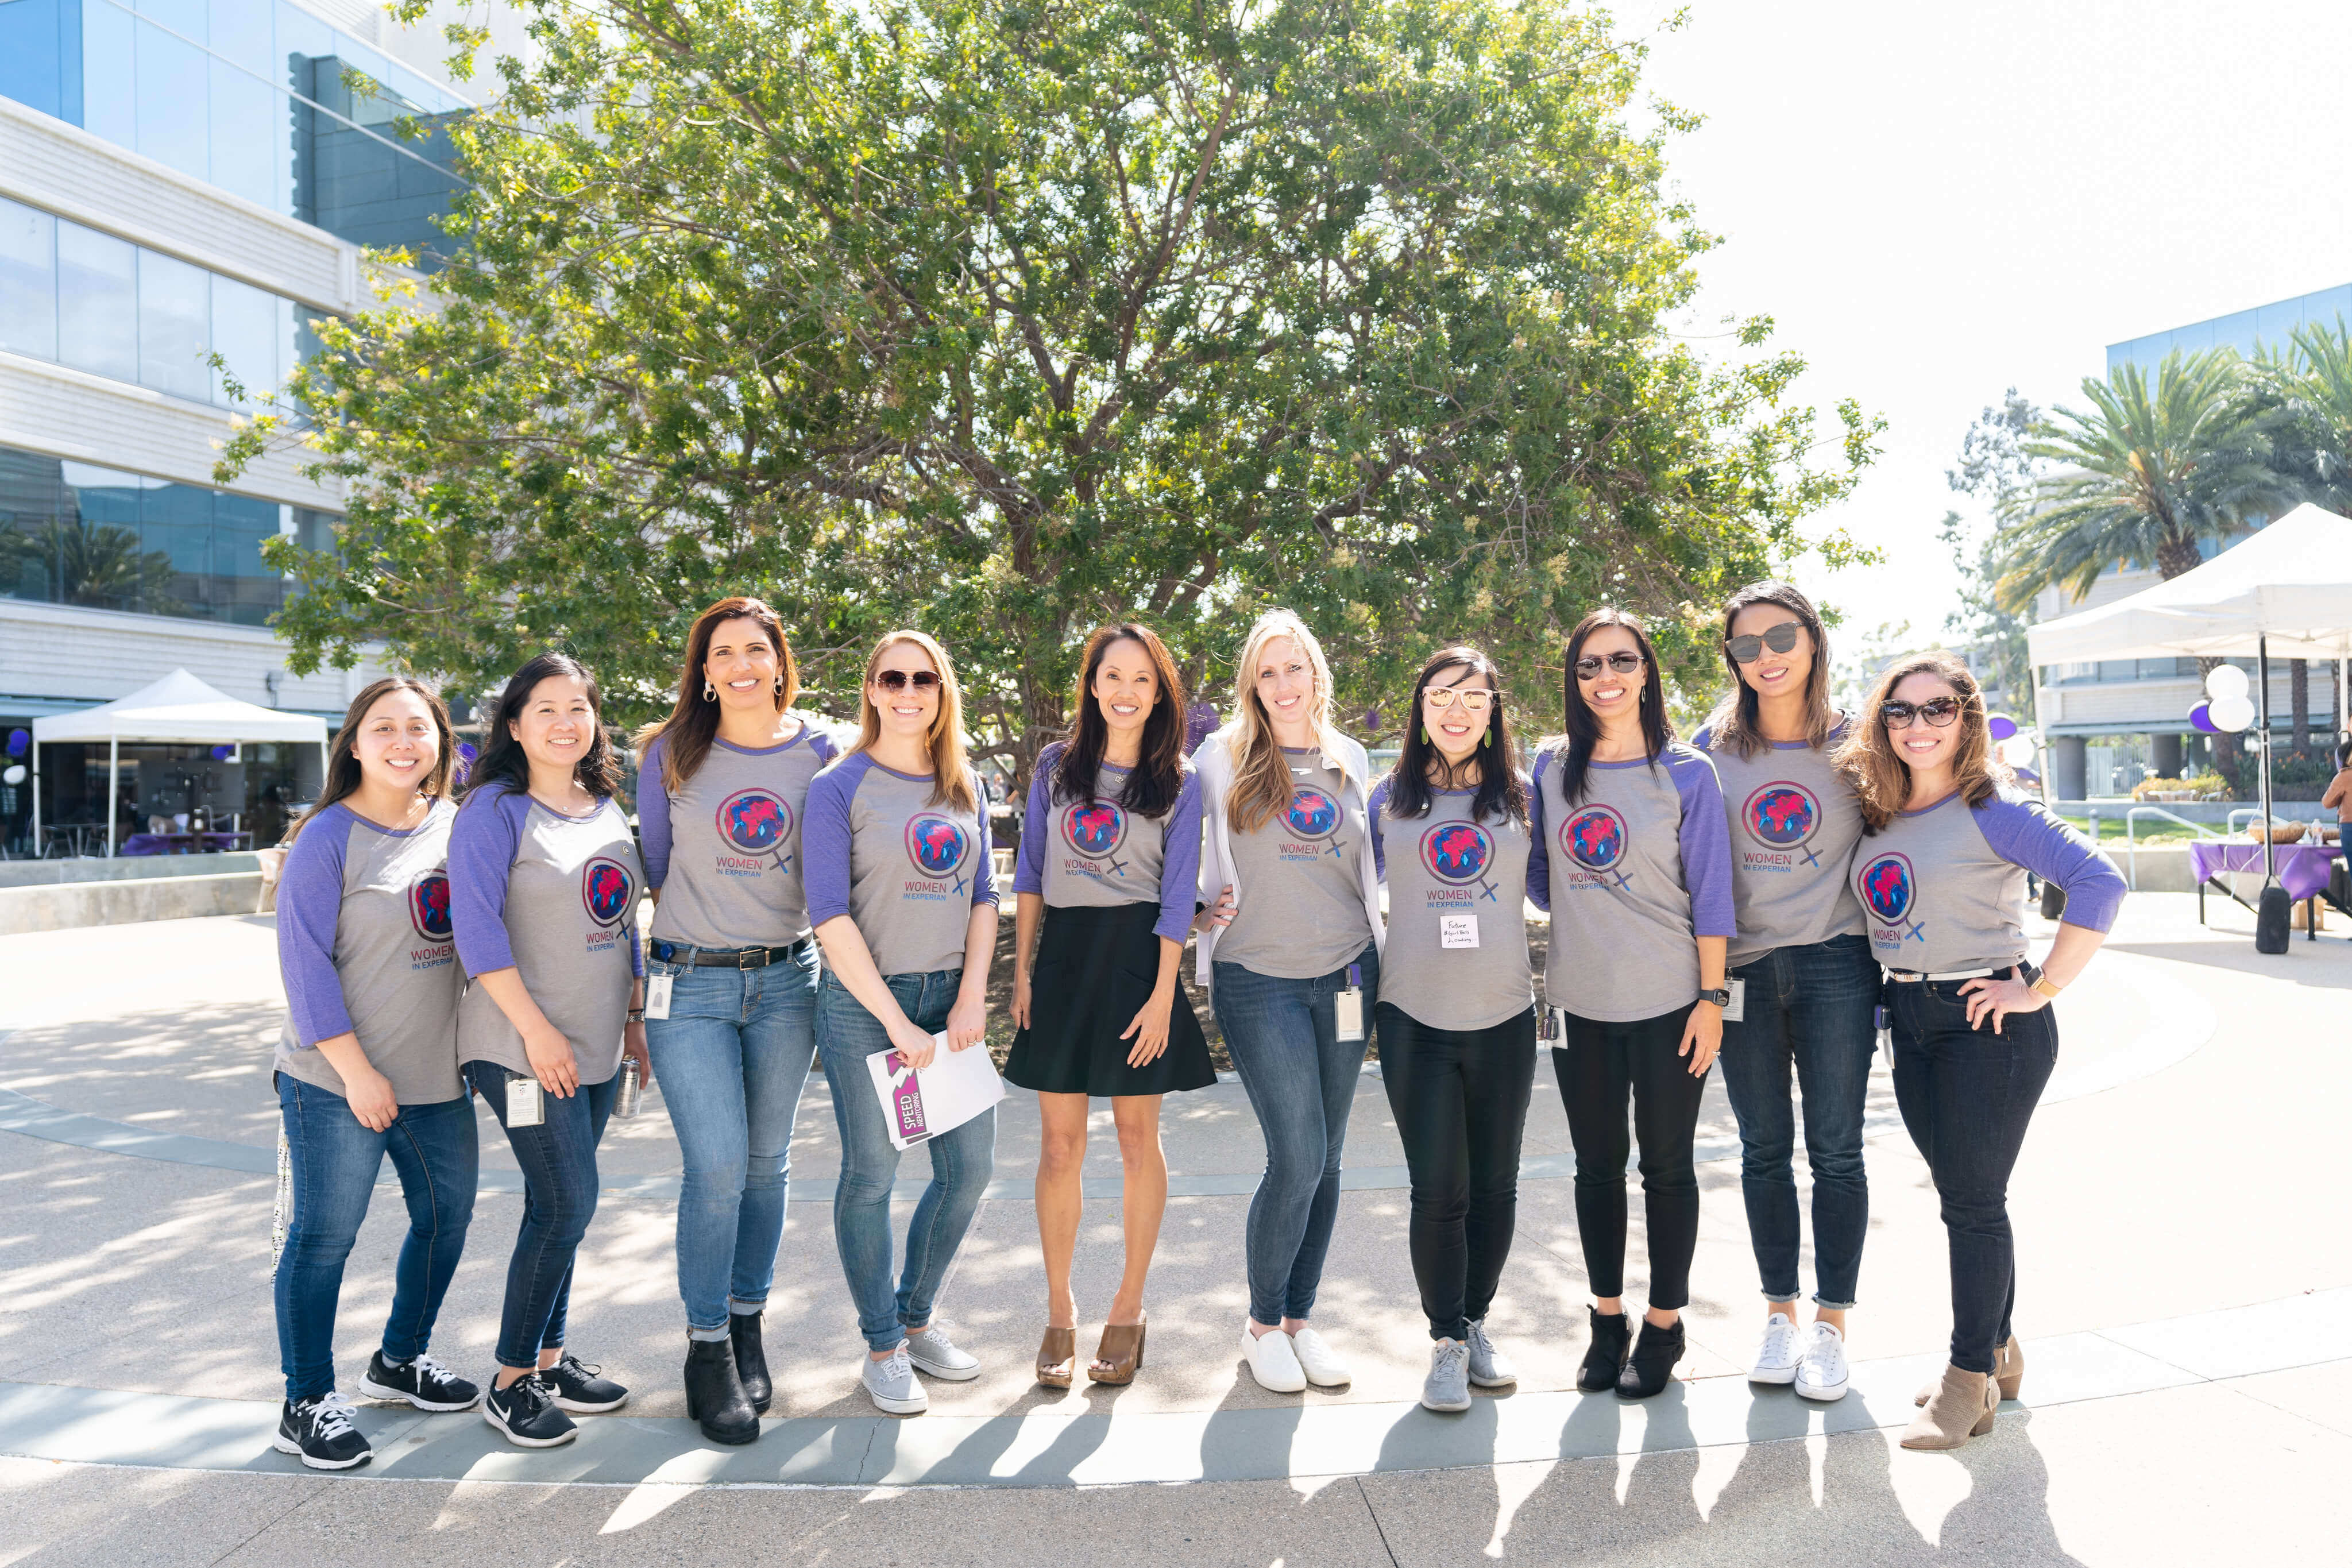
left=650, top=938, right=812, bottom=970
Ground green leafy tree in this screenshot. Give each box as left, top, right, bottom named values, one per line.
left=1940, top=388, right=2039, bottom=713
left=227, top=0, right=1875, bottom=771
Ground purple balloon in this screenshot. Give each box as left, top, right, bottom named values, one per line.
left=211, top=744, right=233, bottom=760
left=458, top=741, right=479, bottom=760
left=5, top=728, right=26, bottom=758
left=2190, top=701, right=2219, bottom=735
left=1987, top=714, right=2018, bottom=741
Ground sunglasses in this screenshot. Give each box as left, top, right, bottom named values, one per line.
left=872, top=669, right=941, bottom=693
left=1882, top=696, right=1963, bottom=729
left=1422, top=686, right=1498, bottom=714
left=1726, top=620, right=1803, bottom=664
left=1574, top=652, right=1644, bottom=679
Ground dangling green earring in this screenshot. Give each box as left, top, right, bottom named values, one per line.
left=1481, top=729, right=1492, bottom=748
left=1420, top=724, right=1431, bottom=744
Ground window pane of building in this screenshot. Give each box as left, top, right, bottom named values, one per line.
left=214, top=490, right=279, bottom=624
left=0, top=0, right=80, bottom=124
left=55, top=221, right=138, bottom=381
left=138, top=466, right=209, bottom=616
left=0, top=449, right=65, bottom=603
left=207, top=56, right=279, bottom=209
left=209, top=272, right=276, bottom=405
left=136, top=247, right=212, bottom=401
left=0, top=198, right=59, bottom=361
left=56, top=460, right=169, bottom=614
left=132, top=18, right=211, bottom=183
left=80, top=0, right=137, bottom=148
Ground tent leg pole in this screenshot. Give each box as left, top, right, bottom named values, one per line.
left=106, top=739, right=118, bottom=859
left=29, top=742, right=38, bottom=858
left=2258, top=638, right=2274, bottom=885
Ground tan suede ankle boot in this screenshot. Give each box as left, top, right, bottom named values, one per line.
left=1917, top=1334, right=2023, bottom=1405
left=1901, top=1364, right=1998, bottom=1450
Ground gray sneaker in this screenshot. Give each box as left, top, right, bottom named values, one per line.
left=1422, top=1338, right=1473, bottom=1412
left=861, top=1345, right=928, bottom=1415
left=904, top=1323, right=980, bottom=1382
left=1465, top=1319, right=1517, bottom=1387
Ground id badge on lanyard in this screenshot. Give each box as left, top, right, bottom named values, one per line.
left=1334, top=963, right=1366, bottom=1043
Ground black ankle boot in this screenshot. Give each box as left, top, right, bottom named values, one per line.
left=683, top=1336, right=760, bottom=1445
left=1616, top=1317, right=1686, bottom=1400
left=730, top=1310, right=772, bottom=1413
left=1578, top=1309, right=1633, bottom=1392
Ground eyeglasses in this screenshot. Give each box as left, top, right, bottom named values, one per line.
left=872, top=670, right=940, bottom=693
left=1573, top=652, right=1644, bottom=679
left=1881, top=696, right=1963, bottom=729
left=1725, top=620, right=1803, bottom=664
left=1422, top=687, right=1498, bottom=715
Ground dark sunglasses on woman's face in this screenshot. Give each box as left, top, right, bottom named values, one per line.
left=1725, top=620, right=1803, bottom=664
left=873, top=669, right=940, bottom=693
left=1882, top=696, right=1963, bottom=729
left=1574, top=651, right=1644, bottom=678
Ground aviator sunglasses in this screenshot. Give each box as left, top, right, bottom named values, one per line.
left=1574, top=651, right=1644, bottom=678
left=1881, top=696, right=1964, bottom=729
left=1725, top=619, right=1803, bottom=664
left=872, top=669, right=941, bottom=693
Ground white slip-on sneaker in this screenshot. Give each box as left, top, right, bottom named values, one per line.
left=1794, top=1321, right=1851, bottom=1403
left=1288, top=1326, right=1351, bottom=1388
left=1465, top=1319, right=1517, bottom=1387
left=903, top=1323, right=981, bottom=1382
left=1422, top=1339, right=1472, bottom=1412
left=1239, top=1324, right=1307, bottom=1393
left=862, top=1344, right=929, bottom=1414
left=1748, top=1311, right=1802, bottom=1386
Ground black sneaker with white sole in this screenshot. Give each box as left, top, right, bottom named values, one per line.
left=482, top=1373, right=578, bottom=1448
left=275, top=1392, right=372, bottom=1470
left=544, top=1352, right=628, bottom=1412
left=359, top=1351, right=481, bottom=1412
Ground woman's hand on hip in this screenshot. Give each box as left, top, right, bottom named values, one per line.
left=1959, top=972, right=2047, bottom=1034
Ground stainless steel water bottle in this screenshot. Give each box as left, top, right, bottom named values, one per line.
left=616, top=1057, right=644, bottom=1119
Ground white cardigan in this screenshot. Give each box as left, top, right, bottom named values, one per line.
left=1191, top=729, right=1387, bottom=988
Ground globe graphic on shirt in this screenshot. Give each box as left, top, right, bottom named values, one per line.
left=1860, top=853, right=1914, bottom=922
left=1285, top=787, right=1341, bottom=840
left=581, top=858, right=634, bottom=926
left=409, top=872, right=452, bottom=941
left=717, top=788, right=791, bottom=853
left=905, top=814, right=971, bottom=878
left=1562, top=806, right=1627, bottom=871
left=1420, top=821, right=1493, bottom=885
left=1062, top=800, right=1126, bottom=858
left=1744, top=783, right=1818, bottom=848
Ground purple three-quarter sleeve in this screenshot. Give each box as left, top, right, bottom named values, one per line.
left=636, top=735, right=673, bottom=891
left=970, top=787, right=999, bottom=908
left=450, top=785, right=526, bottom=975
left=1670, top=750, right=1736, bottom=939
left=1013, top=744, right=1059, bottom=896
left=1366, top=775, right=1393, bottom=881
left=810, top=729, right=841, bottom=767
left=1524, top=748, right=1552, bottom=913
left=1156, top=769, right=1205, bottom=944
left=278, top=806, right=355, bottom=1046
left=801, top=753, right=862, bottom=926
left=1976, top=793, right=2129, bottom=933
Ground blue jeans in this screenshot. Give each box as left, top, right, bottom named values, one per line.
left=1210, top=943, right=1380, bottom=1326
left=1887, top=972, right=2059, bottom=1374
left=465, top=1062, right=619, bottom=1369
left=1717, top=933, right=1879, bottom=1308
left=646, top=943, right=820, bottom=1335
left=816, top=968, right=998, bottom=1352
left=274, top=1076, right=478, bottom=1404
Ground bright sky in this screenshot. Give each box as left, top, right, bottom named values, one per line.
left=1633, top=0, right=2352, bottom=646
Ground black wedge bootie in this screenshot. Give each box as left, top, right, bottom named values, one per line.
left=730, top=1310, right=773, bottom=1413
left=683, top=1336, right=760, bottom=1445
left=1577, top=1308, right=1633, bottom=1392
left=1615, top=1316, right=1686, bottom=1400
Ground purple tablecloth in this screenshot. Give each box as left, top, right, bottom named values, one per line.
left=2188, top=841, right=2342, bottom=901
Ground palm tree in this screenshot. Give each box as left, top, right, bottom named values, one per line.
left=2252, top=318, right=2352, bottom=753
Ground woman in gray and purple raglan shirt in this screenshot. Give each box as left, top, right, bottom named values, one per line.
left=803, top=629, right=999, bottom=1417
left=450, top=652, right=646, bottom=1451
left=1527, top=608, right=1734, bottom=1401
left=1841, top=651, right=2125, bottom=1452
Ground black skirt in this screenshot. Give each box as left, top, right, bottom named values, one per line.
left=1005, top=901, right=1216, bottom=1096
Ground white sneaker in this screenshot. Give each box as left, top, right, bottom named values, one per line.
left=1239, top=1324, right=1307, bottom=1393
left=862, top=1345, right=928, bottom=1414
left=1794, top=1321, right=1850, bottom=1402
left=1748, top=1311, right=1801, bottom=1385
left=1465, top=1319, right=1517, bottom=1387
left=1288, top=1326, right=1351, bottom=1388
left=903, top=1323, right=980, bottom=1382
left=1422, top=1339, right=1472, bottom=1412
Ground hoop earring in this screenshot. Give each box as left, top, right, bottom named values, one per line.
left=702, top=681, right=716, bottom=701
left=773, top=677, right=785, bottom=696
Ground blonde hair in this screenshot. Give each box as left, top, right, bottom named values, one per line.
left=853, top=629, right=977, bottom=814
left=1835, top=650, right=2010, bottom=834
left=1222, top=608, right=1351, bottom=832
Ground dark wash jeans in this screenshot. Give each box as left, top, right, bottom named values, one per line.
left=1211, top=943, right=1380, bottom=1327
left=275, top=1076, right=478, bottom=1404
left=1717, top=933, right=1880, bottom=1308
left=1553, top=1002, right=1706, bottom=1311
left=466, top=1062, right=620, bottom=1369
left=1886, top=972, right=2058, bottom=1374
left=1376, top=1002, right=1536, bottom=1341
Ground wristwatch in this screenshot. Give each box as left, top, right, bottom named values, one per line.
left=627, top=1007, right=647, bottom=1023
left=2028, top=976, right=2062, bottom=1000
left=1697, top=987, right=1732, bottom=1007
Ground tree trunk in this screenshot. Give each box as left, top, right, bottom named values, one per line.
left=2292, top=658, right=2311, bottom=755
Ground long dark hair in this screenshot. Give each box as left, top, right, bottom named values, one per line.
left=464, top=652, right=624, bottom=802
left=635, top=596, right=800, bottom=791
left=285, top=678, right=454, bottom=844
left=1385, top=645, right=1526, bottom=827
left=1701, top=579, right=1836, bottom=759
left=1052, top=622, right=1189, bottom=817
left=1553, top=607, right=1673, bottom=806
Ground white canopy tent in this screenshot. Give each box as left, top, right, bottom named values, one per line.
left=30, top=669, right=330, bottom=857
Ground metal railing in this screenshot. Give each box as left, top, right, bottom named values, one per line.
left=2123, top=805, right=2226, bottom=890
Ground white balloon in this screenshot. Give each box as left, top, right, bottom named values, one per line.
left=1998, top=735, right=2040, bottom=768
left=2205, top=664, right=2250, bottom=701
left=2208, top=693, right=2257, bottom=732
left=1, top=765, right=21, bottom=786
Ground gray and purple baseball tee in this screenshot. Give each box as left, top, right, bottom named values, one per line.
left=450, top=782, right=644, bottom=1087
left=638, top=724, right=840, bottom=949
left=1013, top=741, right=1202, bottom=944
left=802, top=752, right=998, bottom=978
left=273, top=798, right=463, bottom=1104
left=1368, top=774, right=1535, bottom=1033
left=1527, top=741, right=1735, bottom=1022
left=1213, top=747, right=1374, bottom=980
left=1851, top=786, right=2126, bottom=972
left=1691, top=721, right=1867, bottom=965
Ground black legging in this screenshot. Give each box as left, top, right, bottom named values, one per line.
left=1377, top=1003, right=1538, bottom=1341
left=1553, top=1002, right=1706, bottom=1310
